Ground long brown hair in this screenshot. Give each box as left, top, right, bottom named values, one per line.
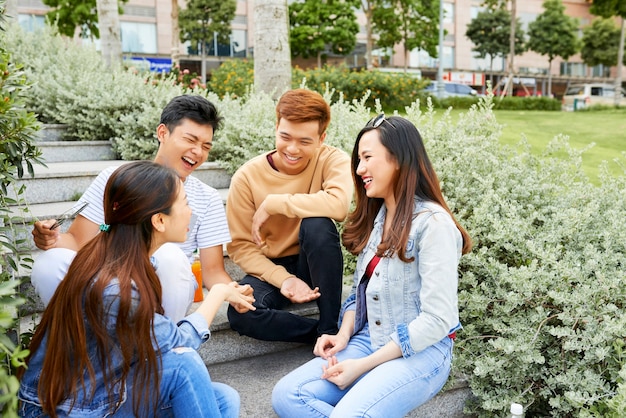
left=342, top=115, right=471, bottom=260
left=22, top=161, right=180, bottom=417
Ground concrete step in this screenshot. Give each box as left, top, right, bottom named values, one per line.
left=209, top=345, right=472, bottom=418
left=12, top=160, right=231, bottom=205
left=37, top=140, right=117, bottom=163
left=9, top=187, right=230, bottom=254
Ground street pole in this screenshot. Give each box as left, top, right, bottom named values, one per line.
left=436, top=0, right=445, bottom=99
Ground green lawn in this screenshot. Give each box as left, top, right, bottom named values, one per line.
left=446, top=108, right=626, bottom=182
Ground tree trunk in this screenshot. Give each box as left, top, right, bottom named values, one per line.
left=254, top=0, right=292, bottom=98
left=615, top=17, right=625, bottom=105
left=171, top=0, right=180, bottom=66
left=506, top=0, right=516, bottom=96
left=96, top=0, right=122, bottom=67
left=201, top=40, right=207, bottom=84
left=364, top=4, right=374, bottom=70
left=547, top=59, right=553, bottom=97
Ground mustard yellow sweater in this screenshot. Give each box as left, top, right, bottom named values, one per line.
left=226, top=144, right=353, bottom=289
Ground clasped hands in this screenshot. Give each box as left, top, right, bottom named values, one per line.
left=314, top=332, right=365, bottom=390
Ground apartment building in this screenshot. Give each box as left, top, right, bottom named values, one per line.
left=16, top=0, right=624, bottom=95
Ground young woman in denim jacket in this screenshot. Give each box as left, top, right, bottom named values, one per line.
left=18, top=161, right=255, bottom=417
left=273, top=115, right=471, bottom=418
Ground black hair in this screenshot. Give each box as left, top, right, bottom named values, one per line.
left=159, top=95, right=223, bottom=133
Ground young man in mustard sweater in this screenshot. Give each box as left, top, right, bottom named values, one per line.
left=226, top=89, right=353, bottom=343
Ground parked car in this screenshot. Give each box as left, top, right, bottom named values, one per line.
left=561, top=83, right=626, bottom=111
left=424, top=82, right=479, bottom=98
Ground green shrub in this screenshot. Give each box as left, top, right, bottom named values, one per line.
left=207, top=59, right=254, bottom=99
left=206, top=59, right=428, bottom=111
left=492, top=96, right=561, bottom=111
left=408, top=98, right=626, bottom=417
left=293, top=65, right=429, bottom=111
left=0, top=25, right=43, bottom=418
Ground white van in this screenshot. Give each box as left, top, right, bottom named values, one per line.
left=561, top=83, right=626, bottom=111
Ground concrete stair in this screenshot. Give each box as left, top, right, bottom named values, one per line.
left=11, top=131, right=472, bottom=417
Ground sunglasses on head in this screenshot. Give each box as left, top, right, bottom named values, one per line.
left=367, top=113, right=396, bottom=129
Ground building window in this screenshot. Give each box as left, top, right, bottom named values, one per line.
left=471, top=55, right=504, bottom=72
left=121, top=22, right=157, bottom=54
left=444, top=2, right=454, bottom=24
left=410, top=46, right=454, bottom=69
left=470, top=6, right=484, bottom=20
left=186, top=29, right=247, bottom=58
left=18, top=14, right=46, bottom=31
left=560, top=62, right=586, bottom=77
left=230, top=29, right=247, bottom=57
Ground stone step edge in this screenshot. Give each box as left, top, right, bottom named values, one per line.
left=18, top=160, right=224, bottom=179
left=9, top=188, right=229, bottom=224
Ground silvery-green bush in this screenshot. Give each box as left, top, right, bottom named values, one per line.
left=2, top=22, right=185, bottom=151
left=408, top=99, right=626, bottom=417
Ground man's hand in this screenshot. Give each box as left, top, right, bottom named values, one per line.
left=280, top=276, right=320, bottom=304
left=32, top=220, right=60, bottom=250
left=251, top=201, right=270, bottom=246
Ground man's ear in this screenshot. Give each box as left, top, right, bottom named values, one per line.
left=319, top=131, right=327, bottom=145
left=156, top=123, right=168, bottom=144
left=151, top=213, right=165, bottom=233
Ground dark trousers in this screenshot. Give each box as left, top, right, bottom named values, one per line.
left=227, top=217, right=343, bottom=344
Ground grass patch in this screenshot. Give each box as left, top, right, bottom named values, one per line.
left=443, top=107, right=626, bottom=183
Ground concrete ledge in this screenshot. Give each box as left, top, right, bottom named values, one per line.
left=37, top=141, right=118, bottom=163
left=14, top=161, right=230, bottom=204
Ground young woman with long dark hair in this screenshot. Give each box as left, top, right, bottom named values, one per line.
left=273, top=115, right=471, bottom=418
left=19, top=161, right=255, bottom=417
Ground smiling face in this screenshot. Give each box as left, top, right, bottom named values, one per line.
left=150, top=180, right=193, bottom=253
left=164, top=182, right=193, bottom=243
left=272, top=118, right=325, bottom=175
left=155, top=181, right=192, bottom=243
left=356, top=129, right=399, bottom=208
left=154, top=118, right=214, bottom=181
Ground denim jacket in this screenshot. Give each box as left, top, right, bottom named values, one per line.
left=340, top=198, right=462, bottom=358
left=18, top=279, right=210, bottom=417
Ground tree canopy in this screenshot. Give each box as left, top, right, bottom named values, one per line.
left=581, top=18, right=624, bottom=69
left=372, top=0, right=439, bottom=70
left=178, top=0, right=235, bottom=54
left=465, top=7, right=525, bottom=71
left=590, top=0, right=626, bottom=19
left=527, top=0, right=579, bottom=95
left=289, top=0, right=359, bottom=68
left=41, top=0, right=127, bottom=38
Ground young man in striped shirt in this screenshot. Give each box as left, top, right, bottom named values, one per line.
left=31, top=95, right=252, bottom=322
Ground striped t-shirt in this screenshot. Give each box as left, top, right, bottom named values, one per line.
left=76, top=165, right=231, bottom=262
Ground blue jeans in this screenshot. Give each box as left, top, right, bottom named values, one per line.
left=19, top=348, right=239, bottom=418
left=272, top=326, right=453, bottom=418
left=228, top=217, right=343, bottom=343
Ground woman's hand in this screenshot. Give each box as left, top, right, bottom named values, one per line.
left=224, top=282, right=256, bottom=312
left=321, top=357, right=367, bottom=390
left=313, top=332, right=349, bottom=359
